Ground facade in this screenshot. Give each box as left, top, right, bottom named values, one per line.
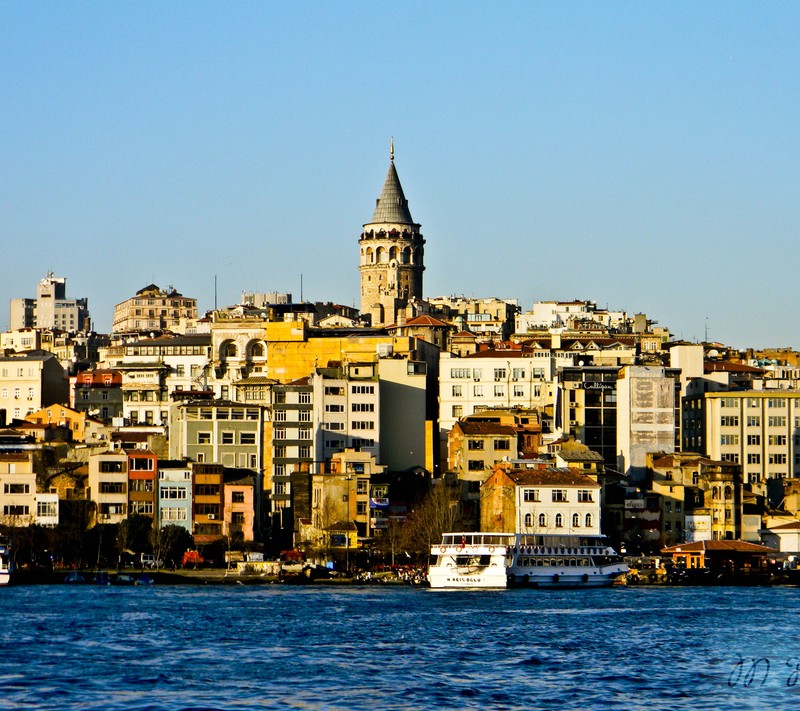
left=25, top=404, right=105, bottom=443
left=169, top=399, right=265, bottom=471
left=9, top=272, right=90, bottom=332
left=0, top=351, right=69, bottom=426
left=480, top=464, right=602, bottom=536
left=70, top=369, right=123, bottom=422
left=112, top=284, right=198, bottom=334
left=428, top=295, right=519, bottom=343
left=88, top=450, right=128, bottom=525
left=157, top=460, right=193, bottom=532
left=616, top=365, right=678, bottom=481
left=223, top=470, right=256, bottom=543
left=192, top=463, right=224, bottom=542
left=0, top=452, right=37, bottom=526
left=128, top=449, right=158, bottom=518
left=683, top=390, right=800, bottom=484
left=271, top=380, right=314, bottom=512
left=438, top=350, right=553, bottom=435
left=359, top=144, right=425, bottom=327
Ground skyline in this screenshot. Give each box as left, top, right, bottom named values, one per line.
left=3, top=4, right=799, bottom=348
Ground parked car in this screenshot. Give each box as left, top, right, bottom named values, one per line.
left=140, top=554, right=163, bottom=569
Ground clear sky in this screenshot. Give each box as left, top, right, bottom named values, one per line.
left=2, top=3, right=798, bottom=348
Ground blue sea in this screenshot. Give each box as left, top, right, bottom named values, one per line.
left=2, top=584, right=798, bottom=710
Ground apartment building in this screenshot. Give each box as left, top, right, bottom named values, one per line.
left=88, top=450, right=128, bottom=525
left=0, top=351, right=68, bottom=426
left=112, top=284, right=197, bottom=334
left=157, top=460, right=193, bottom=532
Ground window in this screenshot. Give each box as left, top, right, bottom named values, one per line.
left=468, top=460, right=484, bottom=471
left=572, top=513, right=580, bottom=528
left=326, top=404, right=344, bottom=413
left=221, top=432, right=234, bottom=444
left=552, top=489, right=567, bottom=502
left=769, top=454, right=788, bottom=465
left=299, top=446, right=311, bottom=458
left=299, top=410, right=312, bottom=422
left=493, top=368, right=506, bottom=381
left=585, top=513, right=593, bottom=528
left=231, top=512, right=245, bottom=524
left=100, top=482, right=125, bottom=494
left=450, top=368, right=471, bottom=379
left=351, top=403, right=374, bottom=412
left=232, top=491, right=245, bottom=503
left=523, top=489, right=539, bottom=502
left=747, top=434, right=761, bottom=446
left=100, top=460, right=125, bottom=473
left=274, top=410, right=287, bottom=422
left=720, top=398, right=738, bottom=408
left=524, top=513, right=532, bottom=527
left=198, top=432, right=211, bottom=444
left=299, top=428, right=312, bottom=439
left=577, top=490, right=593, bottom=502
left=240, top=432, right=256, bottom=445
left=513, top=385, right=524, bottom=398
left=748, top=453, right=761, bottom=464
left=473, top=385, right=483, bottom=397
left=467, top=440, right=484, bottom=450
left=452, top=405, right=463, bottom=418
left=299, top=392, right=311, bottom=404
left=351, top=422, right=373, bottom=431
left=451, top=385, right=462, bottom=397
left=538, top=513, right=547, bottom=528
left=746, top=416, right=760, bottom=427
left=274, top=428, right=286, bottom=440
left=720, top=416, right=739, bottom=427
left=768, top=416, right=787, bottom=428
left=161, top=487, right=187, bottom=500
left=196, top=484, right=220, bottom=496
left=494, top=385, right=505, bottom=397
left=494, top=439, right=510, bottom=451
left=3, top=483, right=29, bottom=494
left=37, top=500, right=57, bottom=518
left=720, top=435, right=739, bottom=446
left=769, top=435, right=787, bottom=446
left=555, top=513, right=563, bottom=528
left=768, top=398, right=786, bottom=408
left=351, top=385, right=374, bottom=395
left=721, top=453, right=739, bottom=463
left=130, top=458, right=154, bottom=471
left=161, top=507, right=188, bottom=521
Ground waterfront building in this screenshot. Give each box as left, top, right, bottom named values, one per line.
left=25, top=404, right=106, bottom=443
left=88, top=449, right=128, bottom=525
left=157, top=460, right=193, bottom=533
left=112, top=284, right=197, bottom=334
left=0, top=451, right=37, bottom=526
left=9, top=272, right=90, bottom=332
left=359, top=142, right=425, bottom=327
left=192, top=463, right=224, bottom=543
left=480, top=463, right=601, bottom=536
left=223, top=469, right=256, bottom=543
left=128, top=448, right=157, bottom=519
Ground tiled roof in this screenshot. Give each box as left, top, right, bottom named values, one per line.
left=501, top=467, right=601, bottom=488
left=661, top=540, right=773, bottom=554
left=704, top=361, right=765, bottom=374
left=458, top=422, right=517, bottom=436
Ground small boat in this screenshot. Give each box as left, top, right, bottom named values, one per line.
left=64, top=571, right=85, bottom=584
left=0, top=538, right=13, bottom=586
left=136, top=573, right=155, bottom=585
left=92, top=572, right=112, bottom=586
left=112, top=573, right=137, bottom=585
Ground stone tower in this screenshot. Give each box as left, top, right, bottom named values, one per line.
left=359, top=140, right=425, bottom=327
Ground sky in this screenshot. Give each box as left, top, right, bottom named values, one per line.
left=2, top=3, right=799, bottom=349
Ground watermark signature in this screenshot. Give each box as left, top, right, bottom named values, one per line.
left=727, top=656, right=800, bottom=688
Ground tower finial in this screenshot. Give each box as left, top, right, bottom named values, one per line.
left=390, top=136, right=394, bottom=162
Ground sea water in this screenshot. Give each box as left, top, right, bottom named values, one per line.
left=2, top=584, right=798, bottom=710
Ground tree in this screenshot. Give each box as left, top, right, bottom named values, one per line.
left=402, top=480, right=463, bottom=558
left=150, top=525, right=193, bottom=570
left=117, top=514, right=153, bottom=564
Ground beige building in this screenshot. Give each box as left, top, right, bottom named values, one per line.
left=359, top=143, right=425, bottom=327
left=9, top=272, right=90, bottom=332
left=88, top=450, right=129, bottom=525
left=0, top=452, right=37, bottom=526
left=683, top=390, right=800, bottom=484
left=0, top=351, right=69, bottom=426
left=112, top=284, right=197, bottom=334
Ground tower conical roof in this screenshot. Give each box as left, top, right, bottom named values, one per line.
left=370, top=159, right=415, bottom=225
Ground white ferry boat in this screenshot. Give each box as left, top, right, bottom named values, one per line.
left=0, top=538, right=13, bottom=586
left=506, top=534, right=628, bottom=588
left=427, top=532, right=514, bottom=589
left=428, top=532, right=627, bottom=589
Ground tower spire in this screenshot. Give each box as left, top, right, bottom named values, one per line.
left=390, top=136, right=394, bottom=162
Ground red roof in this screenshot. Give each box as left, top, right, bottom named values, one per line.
left=661, top=540, right=773, bottom=554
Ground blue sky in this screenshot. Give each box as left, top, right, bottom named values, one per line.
left=2, top=3, right=798, bottom=348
